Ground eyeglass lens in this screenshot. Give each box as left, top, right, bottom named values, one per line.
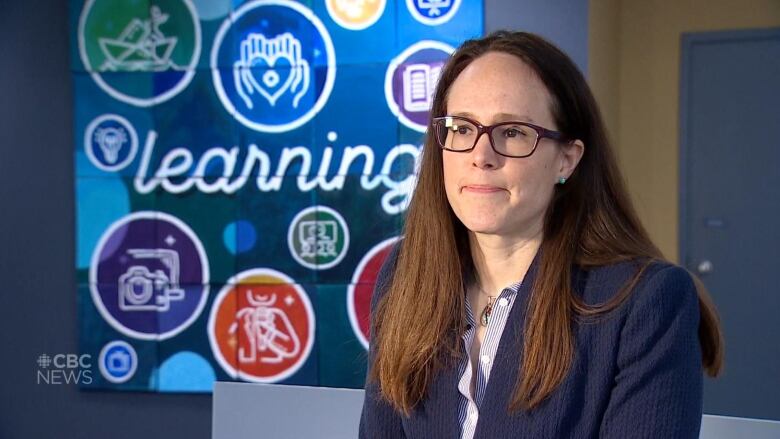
left=435, top=117, right=538, bottom=157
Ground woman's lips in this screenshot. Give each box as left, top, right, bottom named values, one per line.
left=461, top=184, right=506, bottom=194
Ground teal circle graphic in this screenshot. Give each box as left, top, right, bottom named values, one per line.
left=157, top=351, right=216, bottom=392
left=193, top=0, right=231, bottom=20
left=76, top=177, right=130, bottom=268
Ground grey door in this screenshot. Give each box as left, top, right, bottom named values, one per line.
left=680, top=27, right=780, bottom=421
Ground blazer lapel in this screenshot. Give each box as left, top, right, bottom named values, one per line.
left=473, top=249, right=543, bottom=437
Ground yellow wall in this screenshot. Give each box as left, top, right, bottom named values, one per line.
left=588, top=0, right=780, bottom=261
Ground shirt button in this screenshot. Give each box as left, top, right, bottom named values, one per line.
left=480, top=355, right=491, bottom=364
left=498, top=298, right=509, bottom=307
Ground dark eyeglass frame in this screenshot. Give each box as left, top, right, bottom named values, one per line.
left=432, top=115, right=571, bottom=158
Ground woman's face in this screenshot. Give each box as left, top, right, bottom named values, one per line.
left=442, top=51, right=583, bottom=240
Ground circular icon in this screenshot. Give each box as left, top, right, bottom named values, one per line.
left=385, top=40, right=455, bottom=132
left=90, top=211, right=210, bottom=340
left=99, top=340, right=138, bottom=384
left=287, top=206, right=350, bottom=270
left=78, top=0, right=201, bottom=107
left=211, top=0, right=337, bottom=133
left=406, top=0, right=461, bottom=25
left=325, top=0, right=386, bottom=30
left=208, top=269, right=315, bottom=383
left=84, top=114, right=139, bottom=172
left=347, top=237, right=399, bottom=348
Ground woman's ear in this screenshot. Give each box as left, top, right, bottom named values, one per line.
left=558, top=139, right=585, bottom=178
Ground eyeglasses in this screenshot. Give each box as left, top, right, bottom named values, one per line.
left=431, top=115, right=570, bottom=158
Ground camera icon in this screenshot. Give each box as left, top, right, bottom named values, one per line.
left=106, top=349, right=131, bottom=374
left=117, top=249, right=185, bottom=312
left=99, top=341, right=138, bottom=384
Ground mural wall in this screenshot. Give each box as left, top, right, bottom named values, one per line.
left=72, top=0, right=483, bottom=391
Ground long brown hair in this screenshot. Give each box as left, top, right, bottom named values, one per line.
left=369, top=30, right=723, bottom=415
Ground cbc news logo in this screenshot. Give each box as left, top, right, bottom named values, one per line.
left=36, top=353, right=93, bottom=385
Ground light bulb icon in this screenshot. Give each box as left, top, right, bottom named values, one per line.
left=93, top=126, right=128, bottom=164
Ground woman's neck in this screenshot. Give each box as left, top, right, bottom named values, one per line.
left=468, top=230, right=543, bottom=295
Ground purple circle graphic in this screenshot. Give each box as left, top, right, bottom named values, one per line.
left=385, top=41, right=454, bottom=132
left=90, top=211, right=210, bottom=340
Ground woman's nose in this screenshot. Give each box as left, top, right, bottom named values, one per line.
left=471, top=132, right=499, bottom=169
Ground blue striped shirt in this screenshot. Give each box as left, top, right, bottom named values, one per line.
left=457, top=283, right=522, bottom=439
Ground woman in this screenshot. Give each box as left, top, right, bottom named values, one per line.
left=359, top=31, right=723, bottom=438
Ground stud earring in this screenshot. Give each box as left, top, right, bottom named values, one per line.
left=558, top=177, right=567, bottom=185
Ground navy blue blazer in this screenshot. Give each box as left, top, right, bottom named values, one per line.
left=359, top=246, right=703, bottom=438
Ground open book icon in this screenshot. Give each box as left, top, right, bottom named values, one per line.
left=402, top=63, right=442, bottom=112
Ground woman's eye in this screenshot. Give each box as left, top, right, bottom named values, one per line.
left=504, top=127, right=528, bottom=138
left=455, top=126, right=471, bottom=135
